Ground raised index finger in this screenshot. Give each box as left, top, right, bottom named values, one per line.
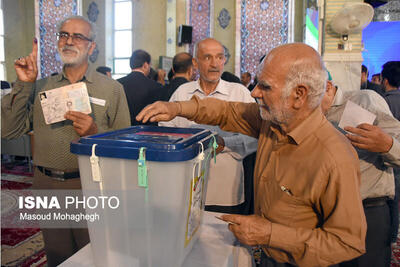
left=32, top=38, right=38, bottom=58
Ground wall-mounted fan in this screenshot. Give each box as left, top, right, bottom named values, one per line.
left=329, top=3, right=374, bottom=50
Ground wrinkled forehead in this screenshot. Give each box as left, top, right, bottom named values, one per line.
left=255, top=54, right=277, bottom=77
left=256, top=52, right=289, bottom=84
left=198, top=41, right=224, bottom=55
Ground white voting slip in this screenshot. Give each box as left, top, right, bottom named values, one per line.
left=39, top=82, right=91, bottom=124
left=59, top=211, right=253, bottom=267
left=338, top=100, right=376, bottom=130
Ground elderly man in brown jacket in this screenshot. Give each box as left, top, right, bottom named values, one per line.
left=136, top=43, right=367, bottom=267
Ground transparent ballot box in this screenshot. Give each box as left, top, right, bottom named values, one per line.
left=71, top=126, right=215, bottom=267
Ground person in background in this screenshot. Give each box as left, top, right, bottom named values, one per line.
left=160, top=38, right=258, bottom=215
left=221, top=71, right=242, bottom=84
left=96, top=66, right=112, bottom=78
left=248, top=55, right=266, bottom=91
left=1, top=16, right=130, bottom=266
left=381, top=61, right=400, bottom=251
left=167, top=68, right=174, bottom=82
left=382, top=61, right=400, bottom=119
left=1, top=80, right=12, bottom=98
left=323, top=72, right=400, bottom=267
left=371, top=73, right=381, bottom=85
left=117, top=49, right=163, bottom=125
left=162, top=52, right=193, bottom=101
left=156, top=68, right=166, bottom=85
left=147, top=67, right=157, bottom=81
left=148, top=67, right=166, bottom=85
left=361, top=64, right=384, bottom=96
left=240, top=72, right=252, bottom=88
left=136, top=43, right=367, bottom=266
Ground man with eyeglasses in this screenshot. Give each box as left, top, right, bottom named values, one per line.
left=1, top=15, right=130, bottom=266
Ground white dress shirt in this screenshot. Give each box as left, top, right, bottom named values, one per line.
left=326, top=89, right=400, bottom=199
left=160, top=79, right=258, bottom=205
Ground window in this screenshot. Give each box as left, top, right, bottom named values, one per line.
left=0, top=0, right=5, bottom=80
left=112, top=0, right=132, bottom=79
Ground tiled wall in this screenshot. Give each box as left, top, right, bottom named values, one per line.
left=188, top=0, right=212, bottom=55
left=38, top=0, right=78, bottom=78
left=239, top=0, right=290, bottom=77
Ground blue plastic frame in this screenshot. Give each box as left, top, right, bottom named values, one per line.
left=70, top=126, right=215, bottom=162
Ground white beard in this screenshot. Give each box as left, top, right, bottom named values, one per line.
left=58, top=45, right=89, bottom=66
left=258, top=101, right=293, bottom=125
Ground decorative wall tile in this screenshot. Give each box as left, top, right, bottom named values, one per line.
left=39, top=0, right=77, bottom=77
left=223, top=45, right=231, bottom=65
left=260, top=0, right=269, bottom=10
left=54, top=0, right=62, bottom=7
left=218, top=8, right=231, bottom=29
left=189, top=0, right=211, bottom=54
left=87, top=2, right=99, bottom=23
left=89, top=46, right=99, bottom=63
left=240, top=0, right=289, bottom=75
left=166, top=0, right=176, bottom=57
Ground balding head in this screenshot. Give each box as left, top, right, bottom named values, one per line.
left=193, top=38, right=226, bottom=87
left=260, top=43, right=327, bottom=109
left=194, top=38, right=224, bottom=59
left=263, top=43, right=324, bottom=75
left=172, top=52, right=193, bottom=74
left=251, top=43, right=327, bottom=131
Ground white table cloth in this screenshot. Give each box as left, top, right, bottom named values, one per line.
left=59, top=211, right=253, bottom=267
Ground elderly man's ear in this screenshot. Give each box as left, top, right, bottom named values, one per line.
left=320, top=81, right=338, bottom=114
left=326, top=80, right=337, bottom=97
left=293, top=85, right=308, bottom=109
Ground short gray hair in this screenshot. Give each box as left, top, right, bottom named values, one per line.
left=57, top=15, right=96, bottom=41
left=283, top=61, right=327, bottom=109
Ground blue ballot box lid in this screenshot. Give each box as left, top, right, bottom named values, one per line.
left=70, top=126, right=215, bottom=162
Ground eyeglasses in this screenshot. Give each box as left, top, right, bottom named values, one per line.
left=56, top=32, right=92, bottom=43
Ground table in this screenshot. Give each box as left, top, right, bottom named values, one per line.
left=59, top=211, right=253, bottom=267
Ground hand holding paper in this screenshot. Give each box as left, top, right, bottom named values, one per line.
left=338, top=100, right=376, bottom=130
left=40, top=82, right=91, bottom=124
left=344, top=123, right=393, bottom=153
left=215, top=216, right=239, bottom=225
left=65, top=111, right=98, bottom=137
left=339, top=100, right=392, bottom=153
left=221, top=214, right=271, bottom=246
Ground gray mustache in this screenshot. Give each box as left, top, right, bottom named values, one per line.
left=62, top=46, right=79, bottom=53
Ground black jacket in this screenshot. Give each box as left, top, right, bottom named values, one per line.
left=118, top=72, right=163, bottom=125
left=162, top=77, right=189, bottom=101
left=361, top=80, right=385, bottom=96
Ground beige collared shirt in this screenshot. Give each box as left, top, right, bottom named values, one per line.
left=160, top=79, right=258, bottom=206
left=326, top=89, right=400, bottom=199
left=179, top=96, right=366, bottom=266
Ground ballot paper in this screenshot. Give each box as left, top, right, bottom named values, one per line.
left=39, top=82, right=91, bottom=124
left=338, top=100, right=376, bottom=130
